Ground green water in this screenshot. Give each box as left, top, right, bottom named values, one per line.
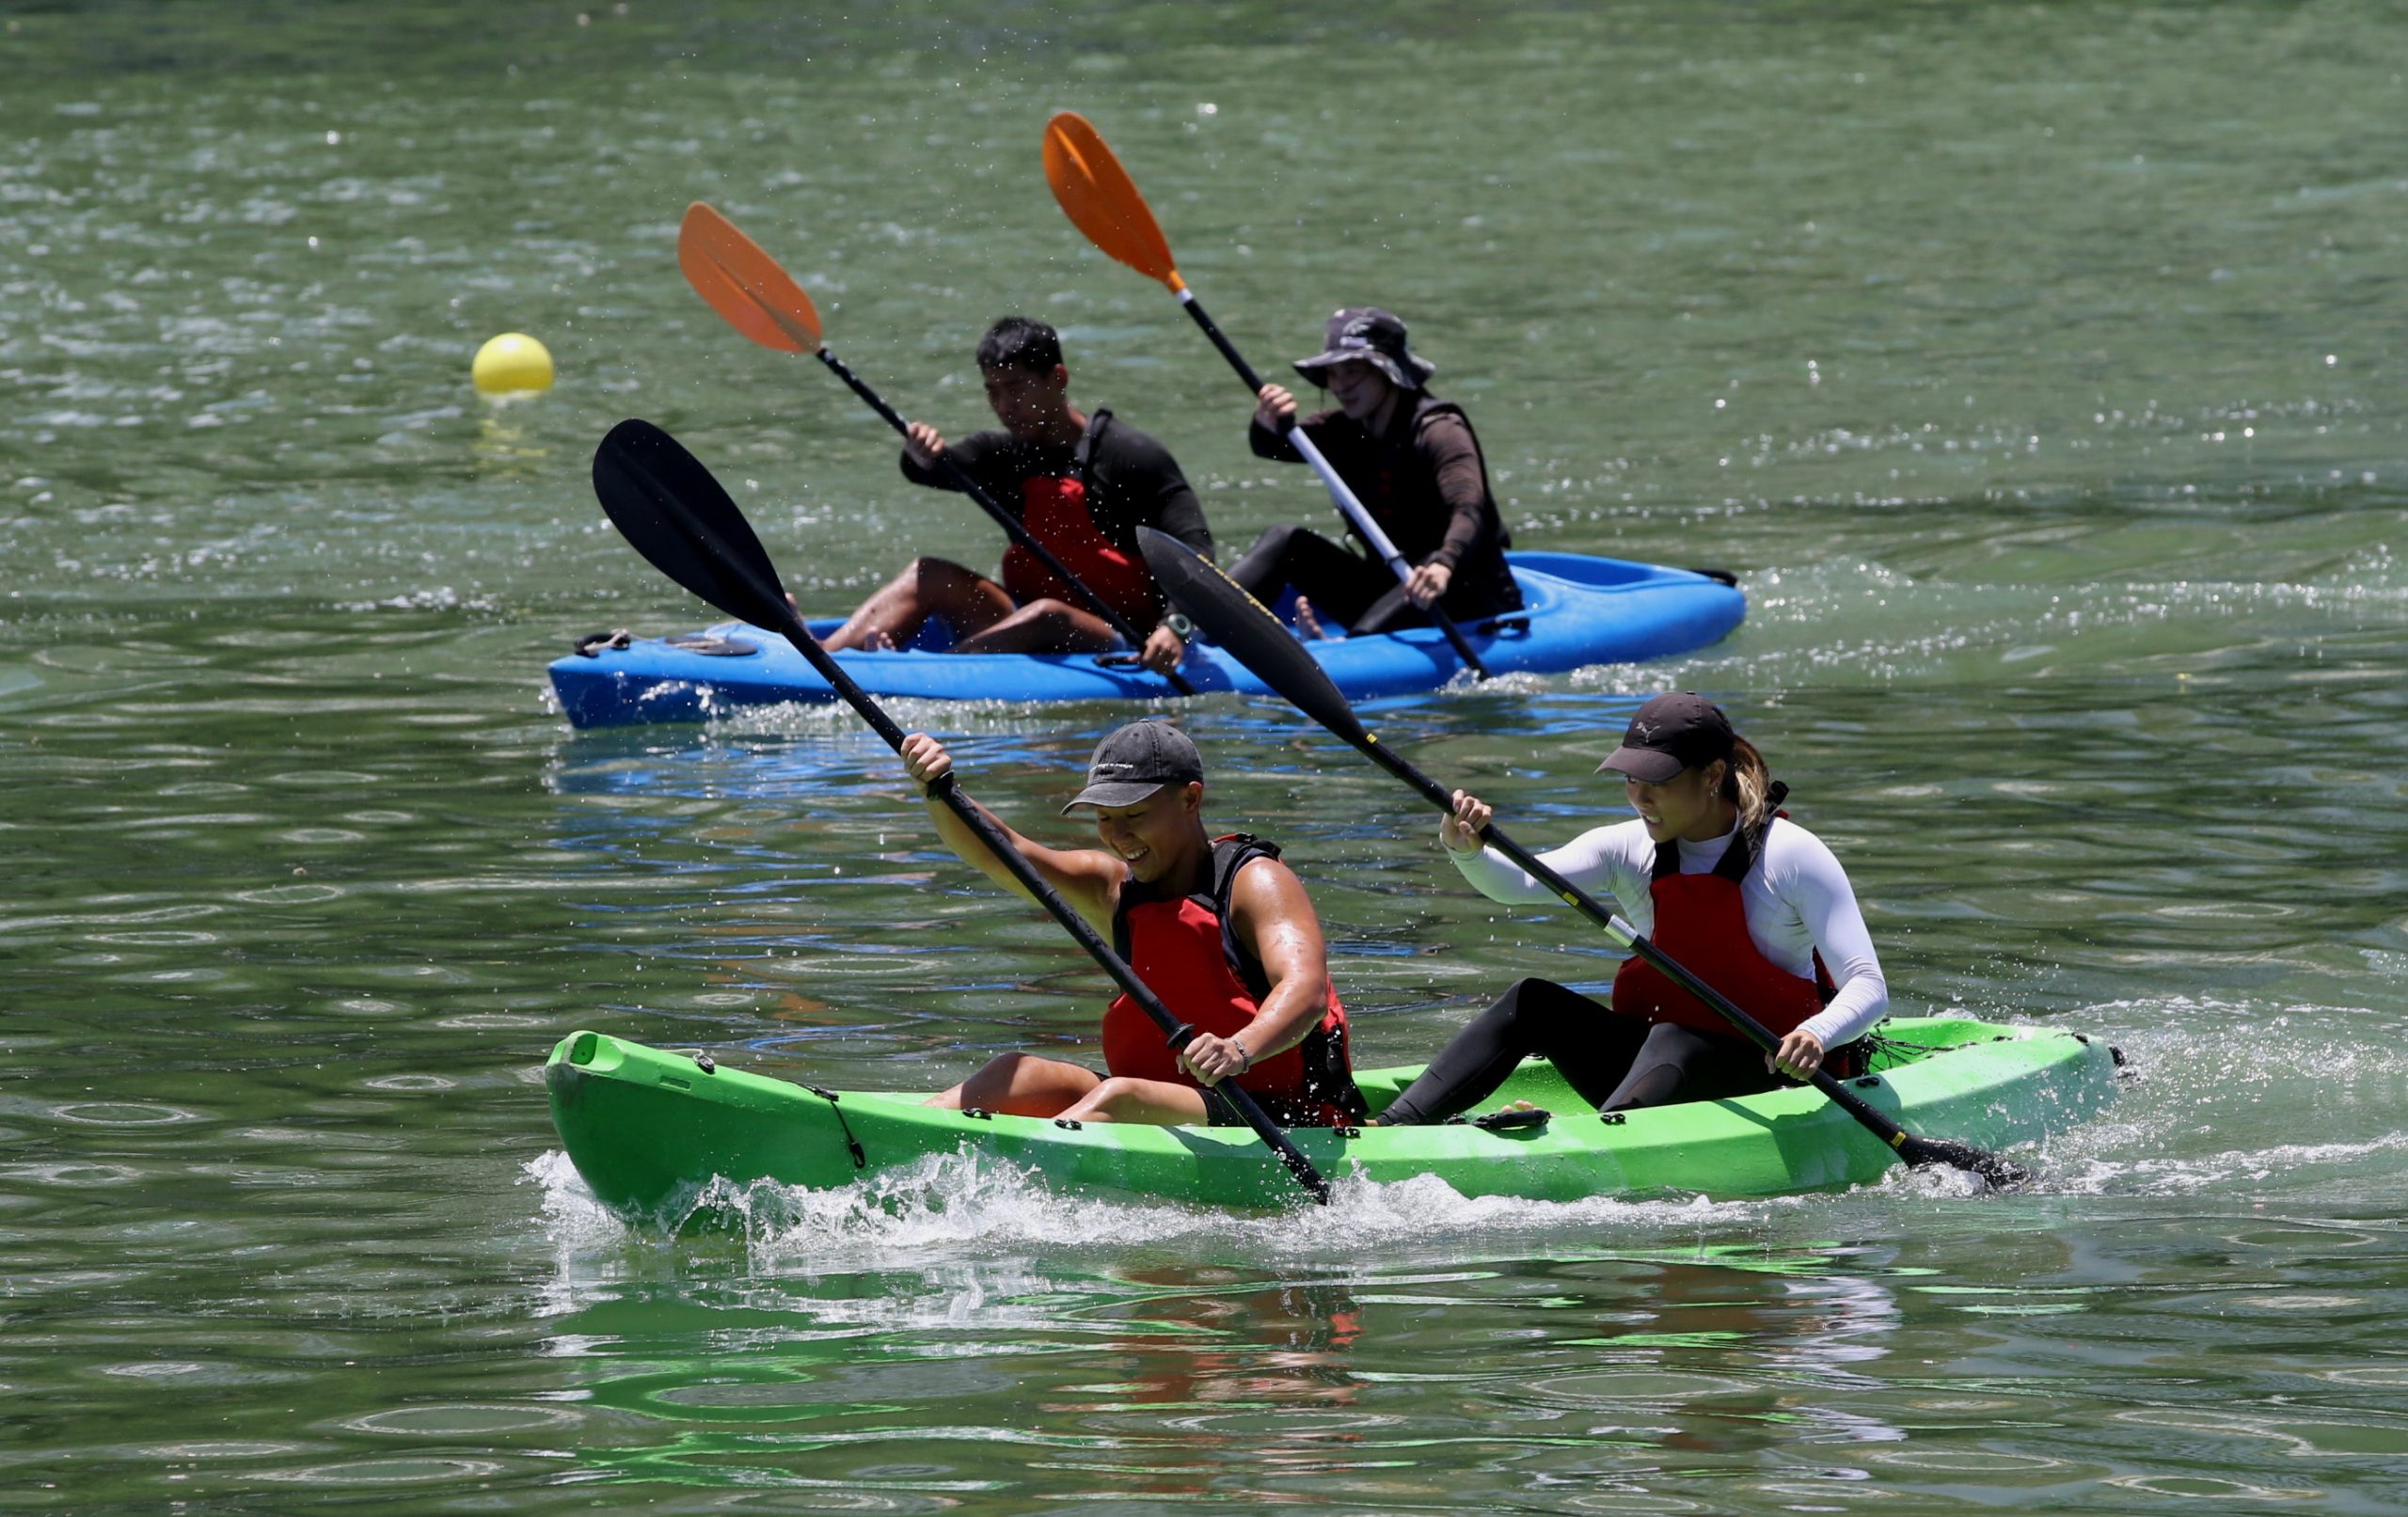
left=5, top=2, right=2406, bottom=1510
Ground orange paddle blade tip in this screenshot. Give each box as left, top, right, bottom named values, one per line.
left=1041, top=112, right=1185, bottom=292
left=677, top=201, right=825, bottom=355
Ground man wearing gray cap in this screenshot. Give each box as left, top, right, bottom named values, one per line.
left=896, top=719, right=1365, bottom=1127
left=1232, top=306, right=1522, bottom=638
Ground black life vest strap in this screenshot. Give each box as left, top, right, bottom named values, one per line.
left=1408, top=395, right=1509, bottom=550
left=1070, top=407, right=1112, bottom=500
left=1648, top=779, right=1790, bottom=881
left=1640, top=780, right=1838, bottom=1007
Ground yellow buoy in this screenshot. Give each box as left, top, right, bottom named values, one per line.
left=472, top=332, right=555, bottom=397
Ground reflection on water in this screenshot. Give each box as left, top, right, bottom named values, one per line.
left=533, top=1225, right=1902, bottom=1499
left=525, top=1190, right=2408, bottom=1509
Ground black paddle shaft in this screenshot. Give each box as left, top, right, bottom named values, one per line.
left=592, top=419, right=1330, bottom=1205
left=1135, top=526, right=2030, bottom=1189
left=1168, top=292, right=1493, bottom=680
left=807, top=348, right=1196, bottom=698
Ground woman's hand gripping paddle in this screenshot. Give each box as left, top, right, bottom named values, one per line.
left=674, top=202, right=1196, bottom=697
left=589, top=419, right=1330, bottom=1205
left=1043, top=113, right=1493, bottom=681
left=1135, top=526, right=2031, bottom=1190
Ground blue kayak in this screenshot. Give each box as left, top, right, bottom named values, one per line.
left=549, top=552, right=1744, bottom=727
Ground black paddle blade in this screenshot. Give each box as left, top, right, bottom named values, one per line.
left=592, top=419, right=793, bottom=632
left=1897, top=1133, right=2031, bottom=1190
left=1137, top=528, right=1367, bottom=743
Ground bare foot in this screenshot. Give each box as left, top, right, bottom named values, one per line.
left=862, top=627, right=896, bottom=653
left=1293, top=595, right=1329, bottom=640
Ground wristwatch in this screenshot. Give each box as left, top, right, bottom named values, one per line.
left=1164, top=612, right=1194, bottom=639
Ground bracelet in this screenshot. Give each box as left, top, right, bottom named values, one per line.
left=1229, top=1038, right=1252, bottom=1073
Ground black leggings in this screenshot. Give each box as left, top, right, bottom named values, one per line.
left=1381, top=977, right=1781, bottom=1125
left=1230, top=524, right=1408, bottom=633
left=1233, top=523, right=1513, bottom=638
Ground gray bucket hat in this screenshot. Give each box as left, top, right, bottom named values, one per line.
left=1291, top=306, right=1435, bottom=391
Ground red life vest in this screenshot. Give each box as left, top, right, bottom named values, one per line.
left=1103, top=835, right=1367, bottom=1126
left=1610, top=804, right=1836, bottom=1043
left=998, top=410, right=1159, bottom=627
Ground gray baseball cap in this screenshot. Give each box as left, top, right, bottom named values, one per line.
left=1061, top=719, right=1205, bottom=813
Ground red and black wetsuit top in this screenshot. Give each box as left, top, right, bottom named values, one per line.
left=900, top=409, right=1213, bottom=631
left=1103, top=835, right=1367, bottom=1127
left=1609, top=796, right=1838, bottom=1045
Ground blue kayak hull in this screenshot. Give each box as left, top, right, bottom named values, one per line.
left=548, top=553, right=1744, bottom=727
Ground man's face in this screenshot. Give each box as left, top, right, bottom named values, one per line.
left=1087, top=782, right=1203, bottom=883
left=982, top=363, right=1070, bottom=437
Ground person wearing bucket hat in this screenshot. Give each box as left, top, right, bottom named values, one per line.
left=1230, top=307, right=1523, bottom=639
left=895, top=719, right=1367, bottom=1129
left=1374, top=693, right=1892, bottom=1125
left=821, top=316, right=1214, bottom=673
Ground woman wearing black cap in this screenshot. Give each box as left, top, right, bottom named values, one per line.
left=896, top=719, right=1366, bottom=1128
left=1231, top=307, right=1521, bottom=637
left=1377, top=693, right=1890, bottom=1125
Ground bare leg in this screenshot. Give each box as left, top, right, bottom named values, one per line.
left=951, top=598, right=1124, bottom=656
left=821, top=557, right=1016, bottom=654
left=1058, top=1074, right=1212, bottom=1126
left=926, top=1051, right=1103, bottom=1117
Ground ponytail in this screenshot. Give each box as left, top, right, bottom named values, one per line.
left=1719, top=736, right=1772, bottom=831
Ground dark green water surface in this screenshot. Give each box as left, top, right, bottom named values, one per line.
left=4, top=3, right=2406, bottom=1511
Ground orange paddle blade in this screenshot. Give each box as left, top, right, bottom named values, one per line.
left=677, top=201, right=824, bottom=355
left=1042, top=111, right=1185, bottom=293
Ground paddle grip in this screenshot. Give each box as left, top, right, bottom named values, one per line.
left=813, top=351, right=1196, bottom=698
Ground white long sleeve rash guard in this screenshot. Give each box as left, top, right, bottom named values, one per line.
left=1446, top=814, right=1890, bottom=1051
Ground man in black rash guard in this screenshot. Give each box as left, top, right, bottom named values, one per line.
left=820, top=317, right=1212, bottom=672
left=1234, top=307, right=1521, bottom=638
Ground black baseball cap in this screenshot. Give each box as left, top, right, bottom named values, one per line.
left=1292, top=306, right=1436, bottom=391
left=1597, top=693, right=1736, bottom=783
left=1061, top=720, right=1205, bottom=813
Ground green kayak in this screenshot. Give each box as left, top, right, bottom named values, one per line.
left=546, top=1017, right=2121, bottom=1215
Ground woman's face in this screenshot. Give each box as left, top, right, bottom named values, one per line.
left=1323, top=358, right=1397, bottom=422
left=1620, top=760, right=1730, bottom=844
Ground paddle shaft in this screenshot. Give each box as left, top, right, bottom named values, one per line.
left=810, top=346, right=1197, bottom=697
left=1169, top=291, right=1493, bottom=679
